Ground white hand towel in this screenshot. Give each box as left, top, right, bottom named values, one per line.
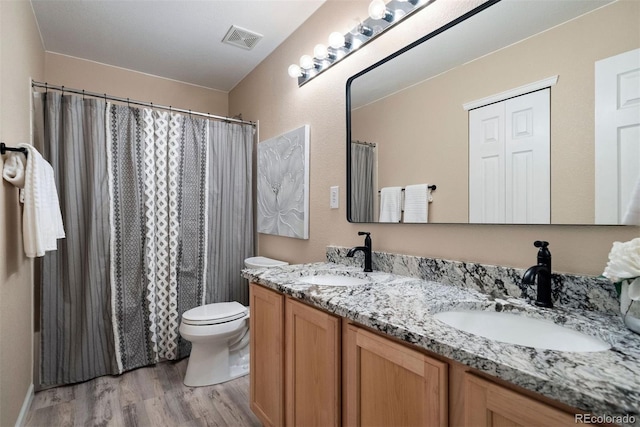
left=15, top=143, right=66, bottom=257
left=379, top=186, right=402, bottom=222
left=403, top=184, right=431, bottom=223
left=2, top=151, right=27, bottom=203
left=623, top=176, right=640, bottom=225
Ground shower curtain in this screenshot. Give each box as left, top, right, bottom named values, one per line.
left=350, top=142, right=375, bottom=222
left=34, top=92, right=254, bottom=386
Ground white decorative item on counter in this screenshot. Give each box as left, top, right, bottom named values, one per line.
left=603, top=237, right=640, bottom=334
left=620, top=279, right=640, bottom=334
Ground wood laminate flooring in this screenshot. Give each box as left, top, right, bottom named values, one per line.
left=25, top=358, right=261, bottom=427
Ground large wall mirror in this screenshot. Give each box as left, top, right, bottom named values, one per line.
left=346, top=0, right=640, bottom=225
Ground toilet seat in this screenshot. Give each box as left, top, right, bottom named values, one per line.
left=182, top=302, right=248, bottom=326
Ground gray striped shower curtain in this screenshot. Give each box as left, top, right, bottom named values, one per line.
left=34, top=92, right=253, bottom=387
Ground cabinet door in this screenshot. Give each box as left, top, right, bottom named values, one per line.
left=464, top=373, right=576, bottom=426
left=344, top=324, right=448, bottom=427
left=249, top=284, right=284, bottom=427
left=286, top=297, right=340, bottom=427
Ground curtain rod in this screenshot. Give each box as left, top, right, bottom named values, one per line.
left=31, top=80, right=255, bottom=126
left=352, top=140, right=376, bottom=147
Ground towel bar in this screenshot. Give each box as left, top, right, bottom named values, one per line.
left=0, top=142, right=28, bottom=158
left=378, top=185, right=436, bottom=193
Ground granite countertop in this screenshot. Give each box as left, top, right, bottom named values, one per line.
left=243, top=262, right=640, bottom=424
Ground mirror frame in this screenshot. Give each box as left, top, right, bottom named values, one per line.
left=345, top=0, right=501, bottom=223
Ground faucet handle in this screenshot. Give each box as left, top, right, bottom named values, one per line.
left=534, top=240, right=549, bottom=248
left=358, top=231, right=370, bottom=237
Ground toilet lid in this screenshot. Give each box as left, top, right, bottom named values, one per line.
left=245, top=256, right=288, bottom=268
left=182, top=302, right=248, bottom=325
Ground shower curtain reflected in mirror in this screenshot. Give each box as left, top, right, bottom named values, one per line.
left=33, top=91, right=254, bottom=387
left=350, top=141, right=376, bottom=222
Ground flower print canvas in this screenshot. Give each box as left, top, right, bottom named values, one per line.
left=257, top=125, right=310, bottom=239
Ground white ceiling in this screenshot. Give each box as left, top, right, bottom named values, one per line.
left=31, top=0, right=326, bottom=92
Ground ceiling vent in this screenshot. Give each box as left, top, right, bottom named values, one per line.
left=222, top=25, right=263, bottom=50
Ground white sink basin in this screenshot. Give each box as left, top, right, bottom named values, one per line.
left=434, top=310, right=610, bottom=352
left=299, top=274, right=368, bottom=287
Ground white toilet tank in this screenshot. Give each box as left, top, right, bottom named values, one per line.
left=244, top=256, right=288, bottom=269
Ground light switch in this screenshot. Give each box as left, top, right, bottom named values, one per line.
left=330, top=186, right=339, bottom=209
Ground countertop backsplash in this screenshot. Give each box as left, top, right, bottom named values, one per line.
left=326, top=245, right=619, bottom=314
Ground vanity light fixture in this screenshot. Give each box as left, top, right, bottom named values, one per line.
left=288, top=0, right=435, bottom=86
left=300, top=54, right=315, bottom=70
left=288, top=64, right=303, bottom=78
left=314, top=44, right=329, bottom=60
left=328, top=32, right=346, bottom=49
left=368, top=0, right=394, bottom=22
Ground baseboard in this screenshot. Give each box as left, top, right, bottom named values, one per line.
left=14, top=383, right=34, bottom=427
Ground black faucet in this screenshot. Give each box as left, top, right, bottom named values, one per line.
left=522, top=240, right=553, bottom=308
left=346, top=231, right=373, bottom=272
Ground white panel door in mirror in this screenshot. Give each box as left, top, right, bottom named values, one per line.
left=469, top=89, right=550, bottom=224
left=595, top=48, right=640, bottom=225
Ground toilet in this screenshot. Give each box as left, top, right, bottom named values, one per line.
left=179, top=256, right=288, bottom=387
left=244, top=256, right=289, bottom=269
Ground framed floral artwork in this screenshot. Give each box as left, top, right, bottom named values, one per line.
left=257, top=125, right=310, bottom=239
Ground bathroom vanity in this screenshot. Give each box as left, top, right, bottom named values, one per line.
left=243, top=250, right=640, bottom=427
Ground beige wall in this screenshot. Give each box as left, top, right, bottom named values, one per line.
left=352, top=0, right=639, bottom=224
left=230, top=0, right=639, bottom=276
left=0, top=1, right=44, bottom=425
left=45, top=53, right=229, bottom=115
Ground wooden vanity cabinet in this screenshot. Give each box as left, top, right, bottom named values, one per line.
left=249, top=283, right=284, bottom=427
left=250, top=283, right=592, bottom=427
left=464, top=373, right=577, bottom=426
left=343, top=323, right=448, bottom=427
left=249, top=283, right=341, bottom=427
left=285, top=297, right=341, bottom=426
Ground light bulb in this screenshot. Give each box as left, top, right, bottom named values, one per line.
left=288, top=64, right=302, bottom=78
left=368, top=0, right=388, bottom=20
left=300, top=55, right=314, bottom=70
left=314, top=44, right=328, bottom=60
left=328, top=32, right=345, bottom=49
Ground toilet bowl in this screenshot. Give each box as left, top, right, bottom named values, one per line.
left=179, top=256, right=287, bottom=387
left=180, top=302, right=250, bottom=386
